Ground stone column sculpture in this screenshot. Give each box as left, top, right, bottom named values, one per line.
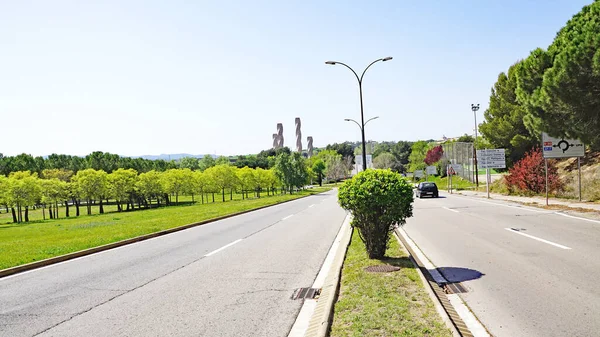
left=307, top=136, right=313, bottom=157
left=295, top=117, right=302, bottom=153
left=272, top=134, right=279, bottom=149
left=277, top=123, right=284, bottom=148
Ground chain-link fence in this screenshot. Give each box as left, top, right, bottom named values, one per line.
left=441, top=142, right=475, bottom=183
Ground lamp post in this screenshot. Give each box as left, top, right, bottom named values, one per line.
left=344, top=117, right=379, bottom=170
left=326, top=57, right=392, bottom=171
left=471, top=103, right=480, bottom=187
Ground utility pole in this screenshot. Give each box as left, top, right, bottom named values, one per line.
left=471, top=103, right=480, bottom=187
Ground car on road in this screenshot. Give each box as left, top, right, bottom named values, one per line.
left=415, top=182, right=439, bottom=198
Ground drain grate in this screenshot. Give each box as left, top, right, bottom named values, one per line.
left=364, top=265, right=401, bottom=273
left=291, top=287, right=321, bottom=300
left=442, top=282, right=468, bottom=294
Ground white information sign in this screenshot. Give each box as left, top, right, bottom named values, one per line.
left=413, top=170, right=424, bottom=178
left=476, top=149, right=506, bottom=169
left=542, top=133, right=585, bottom=158
left=426, top=166, right=437, bottom=175
left=450, top=164, right=463, bottom=174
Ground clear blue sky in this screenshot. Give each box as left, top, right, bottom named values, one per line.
left=0, top=0, right=591, bottom=157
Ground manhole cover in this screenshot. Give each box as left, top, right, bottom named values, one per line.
left=364, top=265, right=401, bottom=273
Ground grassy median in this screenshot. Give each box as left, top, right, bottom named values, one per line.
left=330, top=229, right=452, bottom=337
left=0, top=187, right=331, bottom=270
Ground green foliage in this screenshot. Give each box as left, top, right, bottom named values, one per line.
left=311, top=159, right=326, bottom=186
left=515, top=1, right=600, bottom=149
left=179, top=157, right=200, bottom=171
left=373, top=152, right=396, bottom=170
left=199, top=155, right=216, bottom=171
left=325, top=142, right=355, bottom=162
left=338, top=170, right=414, bottom=258
left=408, top=141, right=430, bottom=172
left=479, top=63, right=538, bottom=166
left=274, top=152, right=308, bottom=192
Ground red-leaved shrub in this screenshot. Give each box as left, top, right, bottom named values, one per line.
left=505, top=147, right=562, bottom=194
left=424, top=145, right=444, bottom=165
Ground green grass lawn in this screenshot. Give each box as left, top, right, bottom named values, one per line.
left=0, top=186, right=331, bottom=270
left=329, top=229, right=452, bottom=337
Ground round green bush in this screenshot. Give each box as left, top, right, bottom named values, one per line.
left=338, top=169, right=414, bottom=259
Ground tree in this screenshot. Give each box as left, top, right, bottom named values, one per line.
left=479, top=63, right=538, bottom=166
left=424, top=145, right=444, bottom=165
left=254, top=168, right=270, bottom=197
left=5, top=172, right=41, bottom=223
left=108, top=168, right=138, bottom=211
left=237, top=167, right=256, bottom=199
left=161, top=169, right=187, bottom=204
left=456, top=134, right=474, bottom=143
left=40, top=178, right=68, bottom=219
left=515, top=2, right=600, bottom=149
left=338, top=169, right=414, bottom=258
left=274, top=152, right=307, bottom=193
left=72, top=169, right=108, bottom=215
left=180, top=157, right=200, bottom=171
left=194, top=171, right=209, bottom=204
left=373, top=152, right=396, bottom=170
left=324, top=156, right=347, bottom=183
left=137, top=170, right=164, bottom=206
left=311, top=159, right=326, bottom=186
left=205, top=164, right=238, bottom=202
left=41, top=168, right=73, bottom=182
left=215, top=156, right=231, bottom=166
left=325, top=142, right=355, bottom=163
left=408, top=141, right=430, bottom=172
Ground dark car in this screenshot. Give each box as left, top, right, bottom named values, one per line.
left=416, top=182, right=439, bottom=198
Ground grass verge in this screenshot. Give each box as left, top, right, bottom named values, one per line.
left=0, top=187, right=332, bottom=270
left=329, top=229, right=452, bottom=337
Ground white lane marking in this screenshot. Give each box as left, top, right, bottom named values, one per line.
left=470, top=198, right=548, bottom=213
left=308, top=204, right=315, bottom=208
left=504, top=228, right=571, bottom=250
left=282, top=214, right=294, bottom=221
left=442, top=207, right=459, bottom=213
left=554, top=212, right=600, bottom=224
left=204, top=239, right=243, bottom=257
left=448, top=294, right=491, bottom=337
left=397, top=228, right=490, bottom=337
left=287, top=214, right=351, bottom=337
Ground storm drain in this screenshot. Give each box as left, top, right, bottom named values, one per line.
left=364, top=265, right=401, bottom=273
left=291, top=287, right=321, bottom=300
left=442, top=282, right=468, bottom=294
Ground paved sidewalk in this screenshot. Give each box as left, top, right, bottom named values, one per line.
left=455, top=190, right=600, bottom=212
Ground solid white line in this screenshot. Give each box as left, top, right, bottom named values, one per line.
left=448, top=294, right=491, bottom=337
left=204, top=239, right=243, bottom=257
left=442, top=207, right=460, bottom=213
left=554, top=212, right=600, bottom=224
left=504, top=228, right=571, bottom=250
left=281, top=214, right=294, bottom=221
left=287, top=214, right=350, bottom=337
left=396, top=228, right=446, bottom=284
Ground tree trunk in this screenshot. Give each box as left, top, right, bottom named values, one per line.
left=87, top=199, right=92, bottom=215
left=222, top=188, right=225, bottom=202
left=18, top=205, right=22, bottom=223
left=25, top=206, right=29, bottom=222
left=191, top=193, right=194, bottom=203
left=49, top=207, right=54, bottom=219
left=65, top=200, right=69, bottom=217
left=11, top=208, right=17, bottom=223
left=230, top=189, right=233, bottom=201
left=212, top=193, right=215, bottom=203
left=42, top=205, right=46, bottom=220
left=176, top=193, right=179, bottom=205
left=242, top=190, right=245, bottom=200
left=201, top=193, right=204, bottom=204
left=55, top=201, right=59, bottom=219
left=99, top=199, right=104, bottom=214
left=74, top=199, right=80, bottom=216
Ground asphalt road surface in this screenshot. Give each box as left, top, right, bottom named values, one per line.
left=0, top=190, right=346, bottom=337
left=405, top=192, right=600, bottom=337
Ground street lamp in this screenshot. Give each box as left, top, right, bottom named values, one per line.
left=326, top=57, right=392, bottom=171
left=344, top=117, right=379, bottom=170
left=471, top=103, right=480, bottom=187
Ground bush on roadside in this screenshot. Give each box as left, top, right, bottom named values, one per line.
left=505, top=147, right=562, bottom=194
left=338, top=169, right=414, bottom=259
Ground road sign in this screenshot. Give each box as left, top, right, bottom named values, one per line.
left=447, top=166, right=455, bottom=175
left=426, top=166, right=437, bottom=175
left=541, top=133, right=585, bottom=158
left=414, top=170, right=424, bottom=178
left=450, top=164, right=463, bottom=174
left=476, top=149, right=506, bottom=169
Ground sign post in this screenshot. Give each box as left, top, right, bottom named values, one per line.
left=476, top=149, right=506, bottom=199
left=542, top=133, right=585, bottom=204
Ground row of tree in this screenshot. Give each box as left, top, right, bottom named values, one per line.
left=479, top=1, right=600, bottom=166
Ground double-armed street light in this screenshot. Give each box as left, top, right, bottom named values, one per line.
left=326, top=57, right=393, bottom=171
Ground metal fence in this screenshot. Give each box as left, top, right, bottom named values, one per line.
left=441, top=142, right=475, bottom=183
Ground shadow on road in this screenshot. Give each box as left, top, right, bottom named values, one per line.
left=437, top=267, right=485, bottom=283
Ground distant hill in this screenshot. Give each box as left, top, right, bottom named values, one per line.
left=132, top=154, right=219, bottom=161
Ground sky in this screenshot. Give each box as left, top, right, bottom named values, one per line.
left=0, top=0, right=592, bottom=157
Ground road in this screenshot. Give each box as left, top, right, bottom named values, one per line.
left=0, top=190, right=346, bottom=337
left=404, top=192, right=600, bottom=337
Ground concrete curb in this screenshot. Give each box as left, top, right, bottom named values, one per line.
left=304, top=214, right=353, bottom=337
left=0, top=191, right=327, bottom=279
